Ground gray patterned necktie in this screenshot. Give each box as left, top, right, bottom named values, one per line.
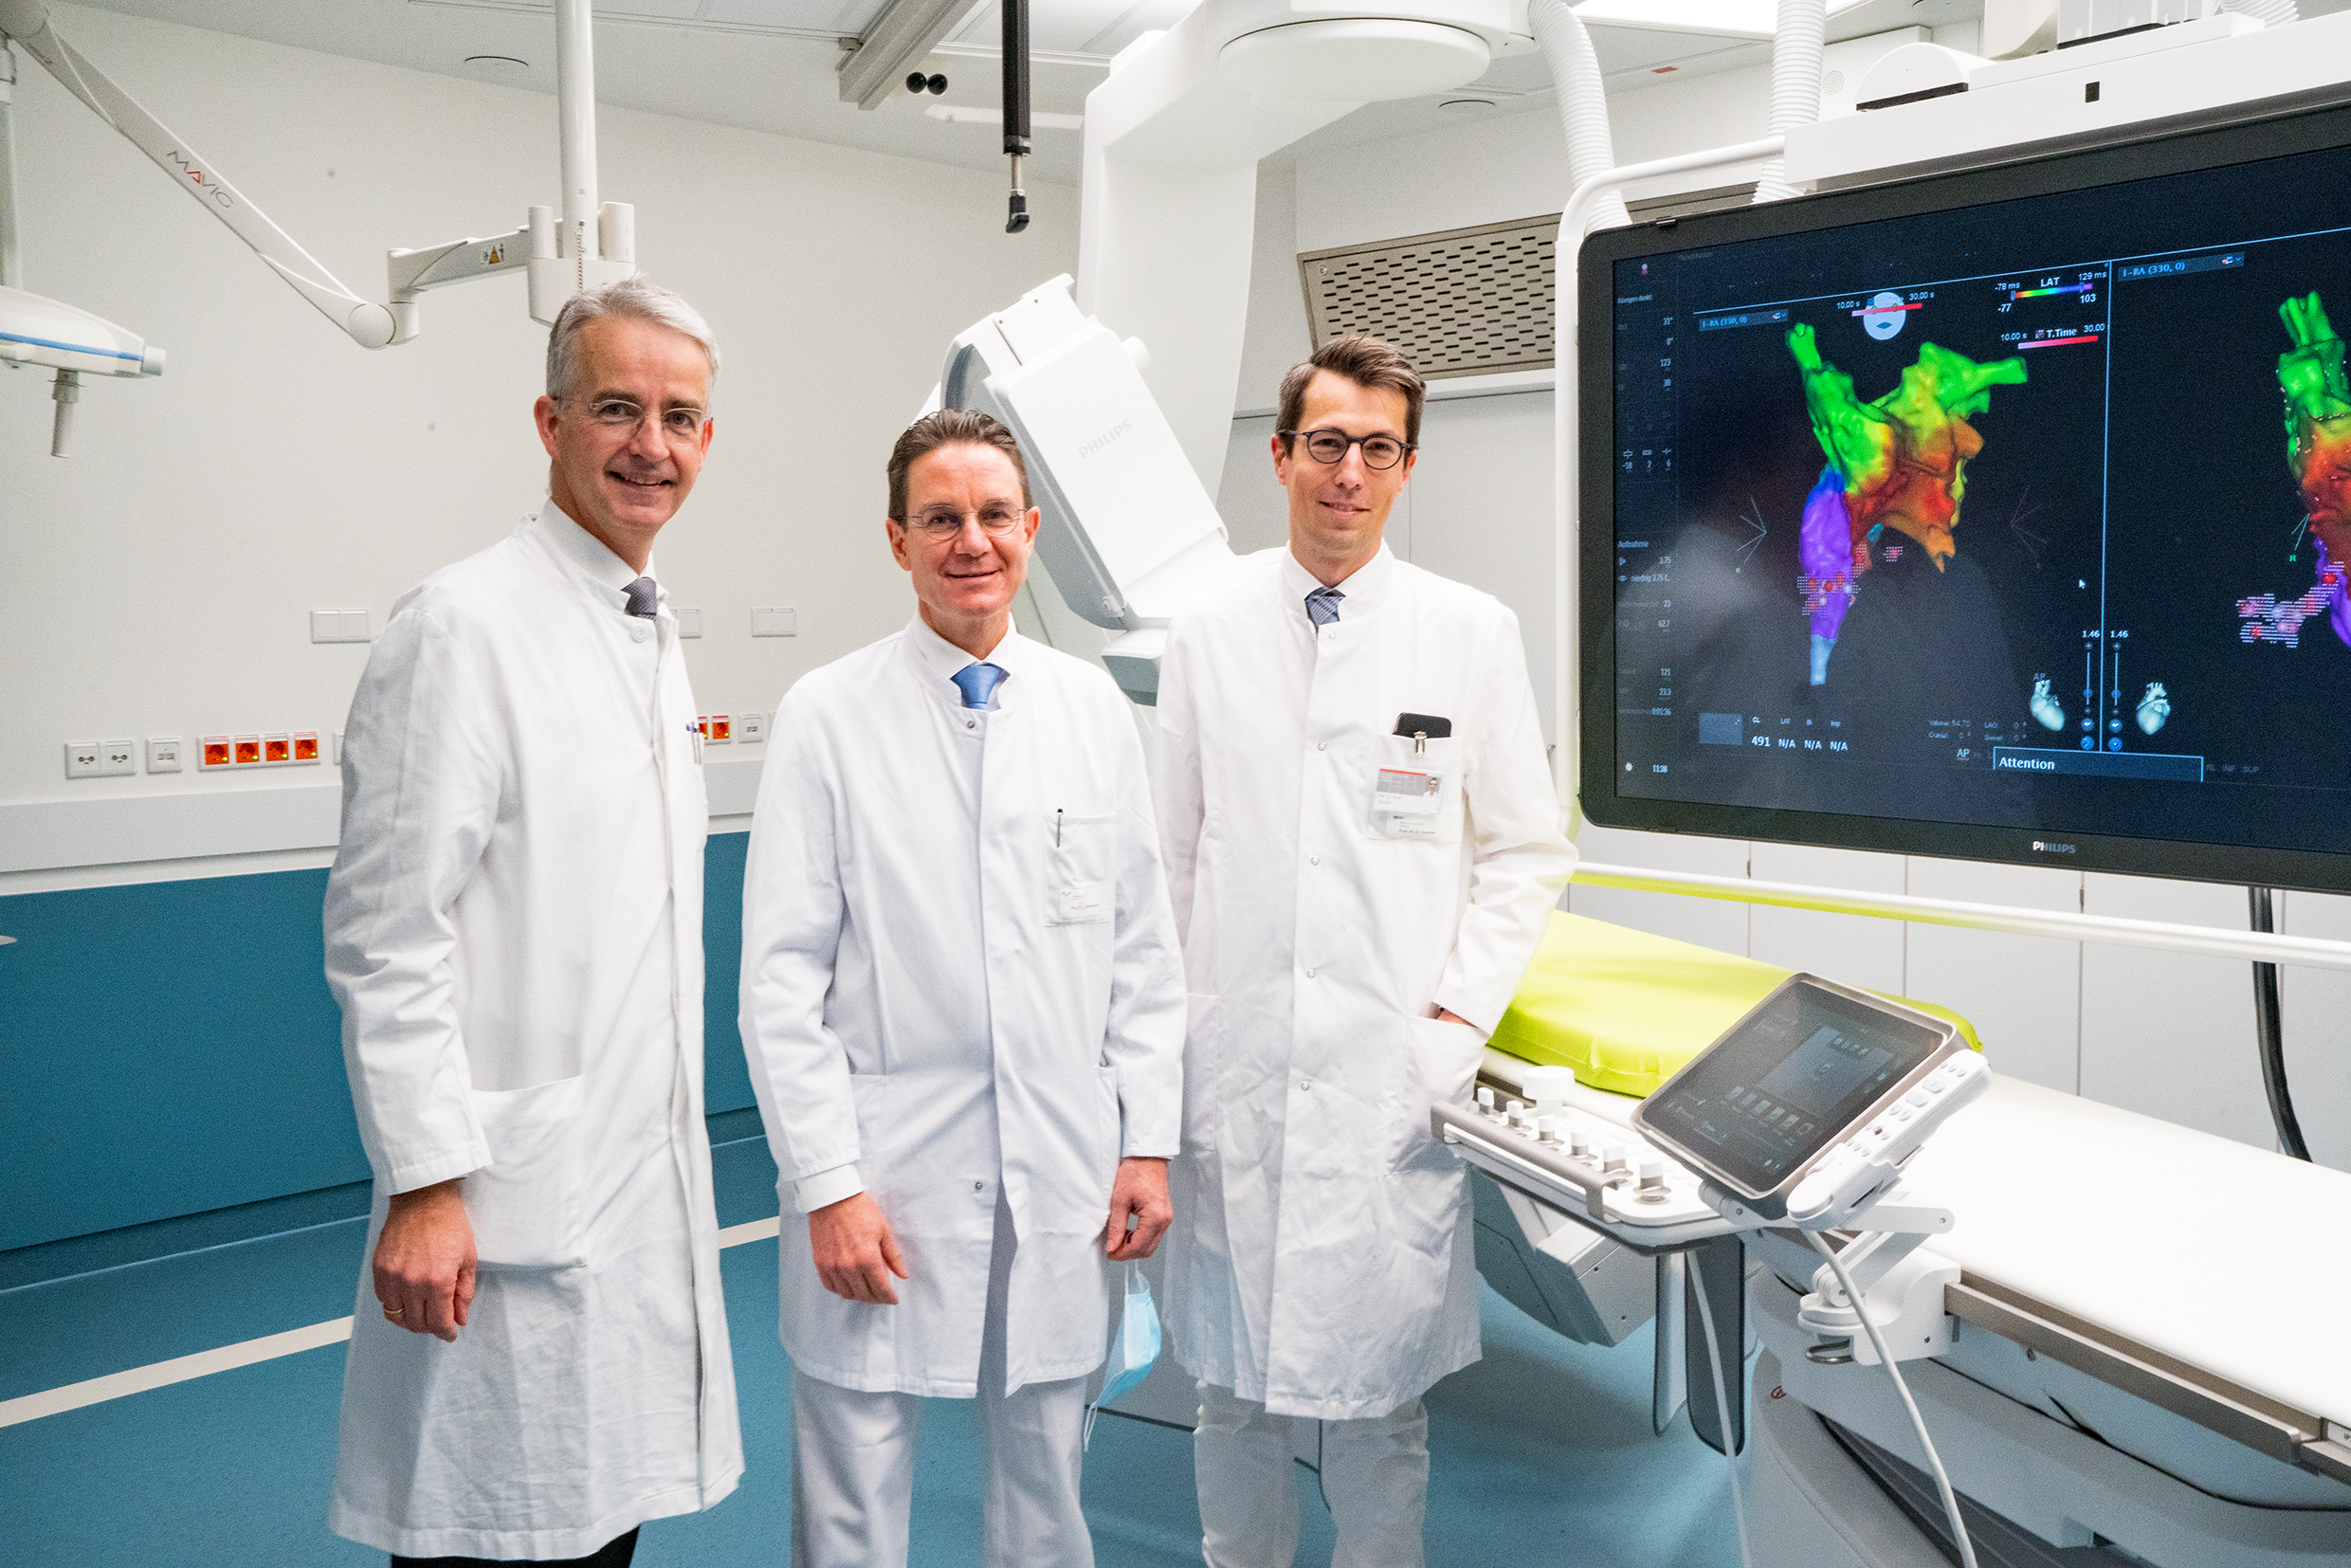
left=1305, top=586, right=1344, bottom=628
left=624, top=577, right=658, bottom=619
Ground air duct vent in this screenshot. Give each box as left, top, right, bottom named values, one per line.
left=1296, top=189, right=1757, bottom=382
left=1300, top=218, right=1558, bottom=380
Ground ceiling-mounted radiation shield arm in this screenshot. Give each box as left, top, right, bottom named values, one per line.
left=388, top=0, right=634, bottom=338
left=1003, top=0, right=1031, bottom=232
left=0, top=0, right=394, bottom=349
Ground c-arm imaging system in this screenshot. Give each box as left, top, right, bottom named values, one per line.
left=0, top=0, right=632, bottom=455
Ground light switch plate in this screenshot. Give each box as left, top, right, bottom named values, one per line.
left=311, top=609, right=371, bottom=643
left=751, top=607, right=796, bottom=637
left=675, top=608, right=703, bottom=638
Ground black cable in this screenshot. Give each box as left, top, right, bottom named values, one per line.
left=2249, top=885, right=2312, bottom=1162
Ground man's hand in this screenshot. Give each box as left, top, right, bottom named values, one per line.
left=374, top=1178, right=477, bottom=1342
left=1434, top=1007, right=1471, bottom=1027
left=810, top=1192, right=908, bottom=1305
left=1103, top=1157, right=1172, bottom=1261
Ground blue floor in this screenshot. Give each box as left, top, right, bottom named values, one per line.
left=0, top=1137, right=1740, bottom=1568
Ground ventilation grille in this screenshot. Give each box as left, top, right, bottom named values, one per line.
left=1300, top=219, right=1558, bottom=381
left=1297, top=190, right=1759, bottom=381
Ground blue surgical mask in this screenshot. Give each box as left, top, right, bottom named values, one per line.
left=1084, top=1265, right=1162, bottom=1449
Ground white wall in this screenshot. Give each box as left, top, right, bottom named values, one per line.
left=1, top=5, right=1077, bottom=880
left=1228, top=56, right=2351, bottom=1169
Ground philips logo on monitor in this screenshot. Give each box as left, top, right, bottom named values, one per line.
left=2031, top=841, right=2077, bottom=855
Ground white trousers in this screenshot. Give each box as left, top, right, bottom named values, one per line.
left=1194, top=1382, right=1430, bottom=1568
left=790, top=1192, right=1094, bottom=1568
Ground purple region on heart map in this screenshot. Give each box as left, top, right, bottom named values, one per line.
left=1800, top=466, right=1856, bottom=642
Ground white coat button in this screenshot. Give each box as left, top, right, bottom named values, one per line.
left=1304, top=967, right=1317, bottom=978
left=966, top=719, right=976, bottom=730
left=1300, top=1079, right=1313, bottom=1091
left=1309, top=855, right=1321, bottom=866
left=630, top=624, right=649, bottom=643
left=1317, top=741, right=1327, bottom=751
left=972, top=1180, right=984, bottom=1192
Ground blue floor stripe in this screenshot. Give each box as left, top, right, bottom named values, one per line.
left=0, top=1140, right=1738, bottom=1568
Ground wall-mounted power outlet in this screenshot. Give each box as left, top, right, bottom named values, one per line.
left=65, top=738, right=137, bottom=779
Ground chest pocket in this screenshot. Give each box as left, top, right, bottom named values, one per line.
left=1045, top=811, right=1115, bottom=925
left=1368, top=733, right=1464, bottom=845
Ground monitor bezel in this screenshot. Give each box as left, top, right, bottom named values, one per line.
left=1576, top=100, right=2351, bottom=894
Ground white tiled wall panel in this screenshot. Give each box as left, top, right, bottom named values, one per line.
left=1747, top=844, right=1907, bottom=997
left=2080, top=875, right=2275, bottom=1153
left=1904, top=857, right=2083, bottom=1096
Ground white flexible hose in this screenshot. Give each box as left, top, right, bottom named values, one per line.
left=2221, top=0, right=2297, bottom=24
left=1752, top=0, right=1826, bottom=203
left=1531, top=0, right=1631, bottom=234
left=1687, top=1252, right=1755, bottom=1568
left=1806, top=1231, right=1979, bottom=1568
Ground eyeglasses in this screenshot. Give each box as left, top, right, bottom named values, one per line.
left=579, top=396, right=709, bottom=443
left=1281, top=428, right=1413, bottom=470
left=899, top=503, right=1029, bottom=540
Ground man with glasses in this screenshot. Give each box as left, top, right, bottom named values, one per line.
left=324, top=277, right=739, bottom=1565
left=739, top=410, right=1185, bottom=1567
left=1156, top=336, right=1575, bottom=1567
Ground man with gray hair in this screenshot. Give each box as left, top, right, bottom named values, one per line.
left=324, top=276, right=741, bottom=1565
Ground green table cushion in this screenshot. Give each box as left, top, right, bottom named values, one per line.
left=1489, top=912, right=1984, bottom=1099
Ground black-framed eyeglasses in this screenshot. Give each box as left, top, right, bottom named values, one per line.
left=1281, top=428, right=1414, bottom=470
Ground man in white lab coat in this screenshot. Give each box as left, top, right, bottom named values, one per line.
left=1157, top=336, right=1576, bottom=1568
left=323, top=278, right=741, bottom=1566
left=739, top=410, right=1187, bottom=1568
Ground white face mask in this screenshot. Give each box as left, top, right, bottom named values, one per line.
left=1084, top=1264, right=1163, bottom=1449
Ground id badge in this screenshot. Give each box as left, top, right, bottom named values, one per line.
left=1373, top=765, right=1445, bottom=839
left=1052, top=880, right=1109, bottom=924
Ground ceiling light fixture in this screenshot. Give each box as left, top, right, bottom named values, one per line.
left=464, top=54, right=530, bottom=75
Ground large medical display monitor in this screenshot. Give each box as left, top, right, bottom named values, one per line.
left=1579, top=105, right=2351, bottom=892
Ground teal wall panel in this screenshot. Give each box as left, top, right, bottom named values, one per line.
left=0, top=869, right=362, bottom=1250
left=0, top=830, right=756, bottom=1253
left=703, top=829, right=756, bottom=1117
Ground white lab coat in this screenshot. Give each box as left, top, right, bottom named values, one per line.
left=323, top=503, right=741, bottom=1559
left=1156, top=545, right=1576, bottom=1420
left=738, top=617, right=1186, bottom=1398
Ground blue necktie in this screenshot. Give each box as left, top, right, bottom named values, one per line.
left=623, top=577, right=658, bottom=619
left=1305, top=586, right=1344, bottom=628
left=952, top=662, right=1008, bottom=709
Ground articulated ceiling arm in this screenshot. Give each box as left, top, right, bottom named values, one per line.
left=0, top=0, right=396, bottom=348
